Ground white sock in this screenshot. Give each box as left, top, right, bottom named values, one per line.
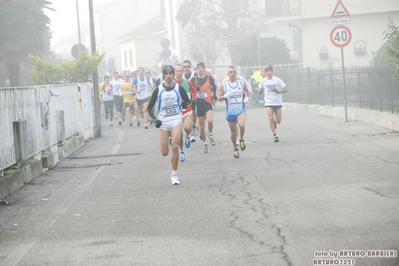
left=172, top=170, right=177, bottom=176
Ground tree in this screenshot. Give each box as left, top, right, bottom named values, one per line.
left=29, top=51, right=105, bottom=84
left=373, top=43, right=389, bottom=67
left=176, top=0, right=263, bottom=65
left=0, top=0, right=53, bottom=86
left=383, top=17, right=399, bottom=83
left=233, top=33, right=291, bottom=65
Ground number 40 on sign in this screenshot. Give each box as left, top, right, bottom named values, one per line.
left=330, top=25, right=352, bottom=48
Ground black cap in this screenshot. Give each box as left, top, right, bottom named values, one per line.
left=162, top=65, right=175, bottom=76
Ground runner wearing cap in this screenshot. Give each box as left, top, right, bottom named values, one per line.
left=147, top=65, right=191, bottom=185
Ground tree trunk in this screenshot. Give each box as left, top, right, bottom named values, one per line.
left=8, top=62, right=20, bottom=87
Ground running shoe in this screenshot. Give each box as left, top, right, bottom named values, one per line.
left=193, top=126, right=198, bottom=136
left=171, top=175, right=180, bottom=185
left=203, top=143, right=208, bottom=153
left=118, top=120, right=122, bottom=126
left=190, top=135, right=196, bottom=143
left=233, top=149, right=239, bottom=159
left=240, top=140, right=246, bottom=151
left=129, top=121, right=133, bottom=127
left=208, top=133, right=216, bottom=146
left=137, top=121, right=140, bottom=127
left=110, top=122, right=113, bottom=126
left=145, top=123, right=148, bottom=130
left=274, top=134, right=279, bottom=142
left=185, top=137, right=191, bottom=148
left=180, top=151, right=186, bottom=162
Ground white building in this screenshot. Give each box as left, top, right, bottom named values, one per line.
left=115, top=0, right=186, bottom=72
left=93, top=0, right=161, bottom=72
left=262, top=0, right=399, bottom=68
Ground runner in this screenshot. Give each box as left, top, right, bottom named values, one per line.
left=221, top=70, right=251, bottom=146
left=258, top=64, right=288, bottom=142
left=183, top=59, right=196, bottom=80
left=190, top=62, right=218, bottom=153
left=100, top=75, right=114, bottom=126
left=183, top=59, right=198, bottom=136
left=122, top=73, right=136, bottom=127
left=147, top=65, right=191, bottom=185
left=110, top=71, right=124, bottom=126
left=175, top=64, right=197, bottom=162
left=133, top=67, right=153, bottom=129
left=218, top=66, right=250, bottom=158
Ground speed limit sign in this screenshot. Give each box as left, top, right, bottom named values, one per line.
left=330, top=25, right=352, bottom=48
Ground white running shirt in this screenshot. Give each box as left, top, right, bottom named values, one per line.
left=111, top=79, right=123, bottom=96
left=258, top=76, right=286, bottom=106
left=223, top=80, right=245, bottom=116
left=134, top=76, right=151, bottom=100
left=157, top=83, right=183, bottom=122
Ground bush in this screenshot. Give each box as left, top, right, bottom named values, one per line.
left=29, top=51, right=104, bottom=84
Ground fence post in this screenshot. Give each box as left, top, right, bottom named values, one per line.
left=369, top=72, right=372, bottom=110
left=330, top=74, right=335, bottom=107
left=307, top=67, right=312, bottom=104
left=378, top=72, right=382, bottom=112
left=357, top=72, right=362, bottom=109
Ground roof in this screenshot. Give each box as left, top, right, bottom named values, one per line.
left=115, top=16, right=165, bottom=43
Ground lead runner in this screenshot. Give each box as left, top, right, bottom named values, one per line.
left=147, top=65, right=191, bottom=185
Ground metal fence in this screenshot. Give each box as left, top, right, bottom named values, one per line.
left=0, top=84, right=94, bottom=173
left=223, top=64, right=399, bottom=115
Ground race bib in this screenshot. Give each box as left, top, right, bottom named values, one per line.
left=230, top=94, right=243, bottom=104
left=163, top=104, right=179, bottom=117
left=197, top=91, right=208, bottom=99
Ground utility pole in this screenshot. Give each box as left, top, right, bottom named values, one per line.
left=89, top=0, right=102, bottom=137
left=76, top=0, right=82, bottom=54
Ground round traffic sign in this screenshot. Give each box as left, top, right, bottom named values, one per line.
left=160, top=48, right=172, bottom=58
left=330, top=25, right=352, bottom=48
left=71, top=43, right=87, bottom=59
left=160, top=38, right=171, bottom=48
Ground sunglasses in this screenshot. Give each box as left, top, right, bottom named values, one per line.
left=183, top=66, right=190, bottom=68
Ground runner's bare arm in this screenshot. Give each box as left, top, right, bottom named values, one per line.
left=217, top=84, right=225, bottom=101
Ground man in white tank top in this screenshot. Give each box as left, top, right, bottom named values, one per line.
left=217, top=66, right=250, bottom=158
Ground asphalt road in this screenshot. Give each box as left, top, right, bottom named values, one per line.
left=1, top=104, right=399, bottom=266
